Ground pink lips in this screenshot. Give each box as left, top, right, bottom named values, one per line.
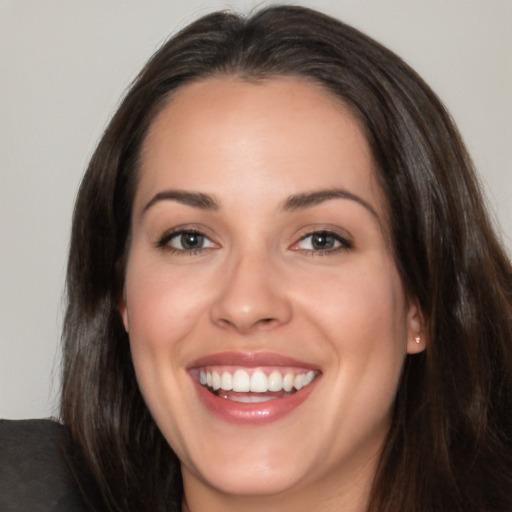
left=189, top=351, right=319, bottom=369
left=188, top=351, right=320, bottom=425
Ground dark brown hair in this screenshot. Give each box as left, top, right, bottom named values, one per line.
left=61, top=5, right=512, bottom=511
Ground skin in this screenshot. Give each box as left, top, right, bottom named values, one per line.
left=120, top=77, right=425, bottom=512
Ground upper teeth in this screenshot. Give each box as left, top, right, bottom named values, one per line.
left=199, top=368, right=317, bottom=393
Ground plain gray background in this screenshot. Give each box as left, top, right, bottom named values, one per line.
left=1, top=0, right=511, bottom=420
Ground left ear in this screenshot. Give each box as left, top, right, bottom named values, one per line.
left=406, top=300, right=426, bottom=354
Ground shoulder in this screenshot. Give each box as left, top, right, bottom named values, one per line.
left=0, top=419, right=91, bottom=511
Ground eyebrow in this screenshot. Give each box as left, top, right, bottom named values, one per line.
left=141, top=187, right=378, bottom=218
left=142, top=190, right=219, bottom=214
left=282, top=188, right=378, bottom=218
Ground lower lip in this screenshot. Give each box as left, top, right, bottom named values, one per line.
left=192, top=378, right=318, bottom=425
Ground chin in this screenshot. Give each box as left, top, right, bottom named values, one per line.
left=184, top=459, right=306, bottom=498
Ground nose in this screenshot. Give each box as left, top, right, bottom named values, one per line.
left=210, top=253, right=293, bottom=334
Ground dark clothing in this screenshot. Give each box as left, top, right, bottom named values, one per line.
left=0, top=419, right=90, bottom=512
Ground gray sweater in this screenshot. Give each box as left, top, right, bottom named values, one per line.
left=0, top=419, right=92, bottom=512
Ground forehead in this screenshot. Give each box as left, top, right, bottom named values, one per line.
left=136, top=76, right=385, bottom=217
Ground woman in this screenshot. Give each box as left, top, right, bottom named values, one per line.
left=56, top=5, right=511, bottom=512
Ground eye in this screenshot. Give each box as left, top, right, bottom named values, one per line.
left=158, top=229, right=217, bottom=254
left=292, top=230, right=352, bottom=255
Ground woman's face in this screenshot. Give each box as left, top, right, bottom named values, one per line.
left=121, top=77, right=424, bottom=506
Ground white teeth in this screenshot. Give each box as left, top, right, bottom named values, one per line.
left=305, top=370, right=315, bottom=386
left=268, top=370, right=283, bottom=392
left=283, top=373, right=294, bottom=392
left=233, top=369, right=250, bottom=392
left=294, top=373, right=305, bottom=390
left=199, top=367, right=318, bottom=394
left=229, top=395, right=278, bottom=403
left=220, top=371, right=233, bottom=391
left=250, top=371, right=268, bottom=392
left=212, top=371, right=221, bottom=391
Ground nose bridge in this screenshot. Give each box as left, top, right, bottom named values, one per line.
left=210, top=247, right=292, bottom=333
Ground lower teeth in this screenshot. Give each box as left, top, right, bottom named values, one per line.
left=213, top=389, right=294, bottom=402
left=223, top=395, right=277, bottom=403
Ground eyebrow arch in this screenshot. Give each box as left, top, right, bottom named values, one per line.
left=282, top=188, right=378, bottom=218
left=142, top=190, right=219, bottom=214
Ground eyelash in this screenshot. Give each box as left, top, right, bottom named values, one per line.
left=157, top=228, right=216, bottom=255
left=156, top=228, right=353, bottom=256
left=292, top=230, right=353, bottom=256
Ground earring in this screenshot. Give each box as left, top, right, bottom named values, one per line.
left=414, top=336, right=421, bottom=344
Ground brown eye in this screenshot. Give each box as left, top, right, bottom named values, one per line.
left=293, top=230, right=352, bottom=254
left=310, top=232, right=336, bottom=250
left=159, top=230, right=216, bottom=253
left=179, top=232, right=204, bottom=250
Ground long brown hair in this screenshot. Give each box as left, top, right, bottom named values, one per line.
left=61, top=6, right=512, bottom=511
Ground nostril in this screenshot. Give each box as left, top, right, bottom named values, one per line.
left=215, top=316, right=280, bottom=333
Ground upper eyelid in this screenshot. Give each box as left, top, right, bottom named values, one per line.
left=157, top=224, right=215, bottom=240
left=296, top=227, right=353, bottom=243
left=157, top=227, right=214, bottom=247
left=298, top=230, right=348, bottom=241
left=291, top=229, right=354, bottom=251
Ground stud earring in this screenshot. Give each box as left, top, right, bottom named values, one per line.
left=414, top=336, right=421, bottom=344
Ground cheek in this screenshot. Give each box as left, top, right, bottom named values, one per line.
left=122, top=258, right=210, bottom=431
left=125, top=258, right=217, bottom=392
left=295, top=257, right=409, bottom=404
left=300, top=259, right=407, bottom=346
left=123, top=257, right=211, bottom=355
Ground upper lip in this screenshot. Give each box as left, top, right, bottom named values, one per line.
left=187, top=351, right=319, bottom=371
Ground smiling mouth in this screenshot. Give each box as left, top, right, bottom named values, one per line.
left=198, top=367, right=318, bottom=402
